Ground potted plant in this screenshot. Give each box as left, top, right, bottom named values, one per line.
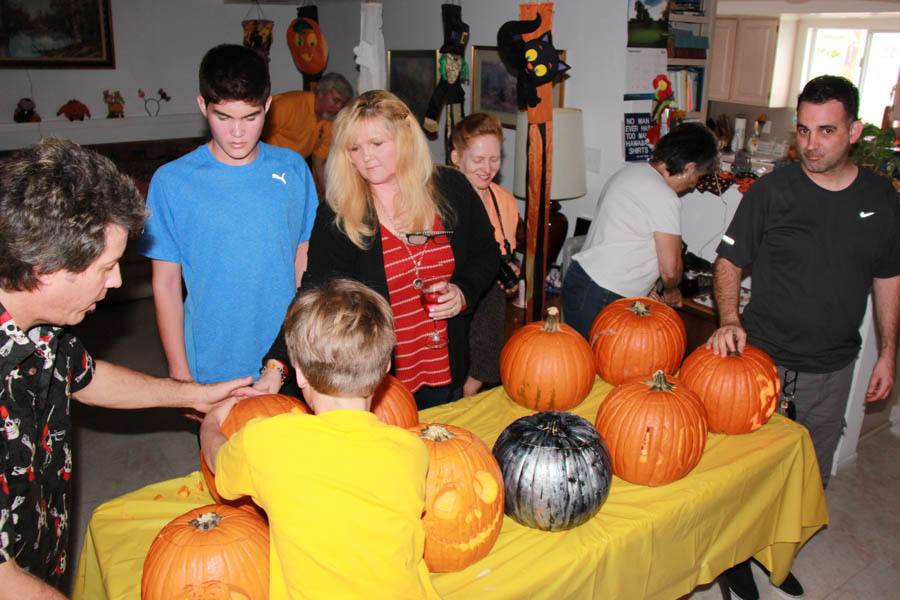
left=850, top=123, right=899, bottom=192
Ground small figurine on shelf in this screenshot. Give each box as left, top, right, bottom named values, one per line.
left=137, top=88, right=171, bottom=116
left=103, top=90, right=125, bottom=118
left=57, top=99, right=91, bottom=121
left=646, top=74, right=675, bottom=147
left=14, top=98, right=41, bottom=123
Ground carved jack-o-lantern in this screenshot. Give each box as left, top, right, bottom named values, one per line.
left=287, top=16, right=328, bottom=74
left=410, top=423, right=504, bottom=572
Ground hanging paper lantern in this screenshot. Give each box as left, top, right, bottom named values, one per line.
left=287, top=12, right=328, bottom=75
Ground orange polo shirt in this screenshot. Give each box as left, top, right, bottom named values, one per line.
left=263, top=91, right=332, bottom=160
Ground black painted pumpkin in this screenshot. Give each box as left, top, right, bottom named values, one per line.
left=492, top=411, right=612, bottom=531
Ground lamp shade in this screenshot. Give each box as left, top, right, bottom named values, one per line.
left=514, top=108, right=587, bottom=200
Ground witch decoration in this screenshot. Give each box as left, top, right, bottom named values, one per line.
left=497, top=3, right=569, bottom=321
left=423, top=3, right=470, bottom=163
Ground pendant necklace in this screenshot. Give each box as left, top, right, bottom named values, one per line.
left=379, top=199, right=427, bottom=289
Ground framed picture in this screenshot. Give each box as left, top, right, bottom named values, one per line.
left=0, top=0, right=115, bottom=68
left=388, top=49, right=439, bottom=127
left=470, top=45, right=566, bottom=129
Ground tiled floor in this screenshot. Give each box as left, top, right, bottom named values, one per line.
left=66, top=297, right=900, bottom=599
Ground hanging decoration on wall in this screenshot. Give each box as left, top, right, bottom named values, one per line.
left=497, top=11, right=569, bottom=110
left=646, top=73, right=675, bottom=146
left=498, top=2, right=561, bottom=321
left=354, top=1, right=386, bottom=93
left=241, top=1, right=273, bottom=63
left=57, top=99, right=91, bottom=121
left=423, top=3, right=470, bottom=163
left=287, top=4, right=329, bottom=90
left=14, top=98, right=41, bottom=123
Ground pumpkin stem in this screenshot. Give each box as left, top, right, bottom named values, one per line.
left=542, top=306, right=562, bottom=333
left=644, top=370, right=675, bottom=392
left=726, top=349, right=741, bottom=357
left=189, top=512, right=224, bottom=531
left=419, top=424, right=456, bottom=442
left=538, top=416, right=562, bottom=436
left=627, top=300, right=652, bottom=317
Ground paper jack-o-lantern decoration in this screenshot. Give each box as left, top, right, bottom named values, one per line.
left=411, top=423, right=504, bottom=572
left=288, top=10, right=328, bottom=75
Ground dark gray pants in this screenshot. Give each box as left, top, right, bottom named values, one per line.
left=776, top=362, right=855, bottom=486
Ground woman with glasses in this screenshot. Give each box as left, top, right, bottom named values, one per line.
left=254, top=90, right=499, bottom=409
left=450, top=114, right=521, bottom=397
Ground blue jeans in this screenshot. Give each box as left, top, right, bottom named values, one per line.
left=414, top=383, right=463, bottom=410
left=561, top=260, right=623, bottom=341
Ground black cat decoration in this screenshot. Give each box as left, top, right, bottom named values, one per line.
left=497, top=14, right=570, bottom=108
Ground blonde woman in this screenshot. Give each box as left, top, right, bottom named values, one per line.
left=256, top=91, right=499, bottom=409
left=450, top=113, right=520, bottom=397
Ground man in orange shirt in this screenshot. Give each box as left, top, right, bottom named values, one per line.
left=262, top=73, right=353, bottom=196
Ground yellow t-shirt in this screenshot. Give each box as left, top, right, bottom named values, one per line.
left=215, top=410, right=440, bottom=600
left=263, top=91, right=332, bottom=160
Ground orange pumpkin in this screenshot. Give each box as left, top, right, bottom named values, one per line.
left=500, top=307, right=595, bottom=411
left=202, top=394, right=310, bottom=508
left=594, top=370, right=708, bottom=486
left=142, top=504, right=269, bottom=600
left=410, top=423, right=504, bottom=572
left=371, top=374, right=419, bottom=428
left=679, top=344, right=780, bottom=434
left=589, top=297, right=686, bottom=385
left=287, top=16, right=328, bottom=74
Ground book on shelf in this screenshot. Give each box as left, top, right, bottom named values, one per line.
left=666, top=66, right=704, bottom=113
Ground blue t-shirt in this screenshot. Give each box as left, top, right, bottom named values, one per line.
left=137, top=142, right=316, bottom=383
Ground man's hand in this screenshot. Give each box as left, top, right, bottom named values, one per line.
left=190, top=376, right=255, bottom=414
left=706, top=322, right=746, bottom=356
left=866, top=354, right=896, bottom=402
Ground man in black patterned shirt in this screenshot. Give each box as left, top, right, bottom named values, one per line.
left=0, top=138, right=252, bottom=597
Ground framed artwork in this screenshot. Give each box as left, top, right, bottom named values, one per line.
left=0, top=0, right=115, bottom=68
left=470, top=45, right=566, bottom=129
left=388, top=49, right=439, bottom=126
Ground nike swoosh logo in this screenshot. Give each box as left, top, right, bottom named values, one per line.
left=859, top=211, right=874, bottom=218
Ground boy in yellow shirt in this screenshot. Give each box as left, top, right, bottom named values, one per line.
left=200, top=279, right=440, bottom=599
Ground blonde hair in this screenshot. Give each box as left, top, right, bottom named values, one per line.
left=284, top=279, right=396, bottom=398
left=325, top=90, right=448, bottom=249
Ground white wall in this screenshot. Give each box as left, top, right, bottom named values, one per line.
left=1, top=0, right=621, bottom=239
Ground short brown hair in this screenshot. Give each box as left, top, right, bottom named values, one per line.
left=0, top=137, right=148, bottom=291
left=284, top=279, right=396, bottom=397
left=451, top=112, right=503, bottom=153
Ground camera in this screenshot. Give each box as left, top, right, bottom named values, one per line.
left=498, top=256, right=519, bottom=290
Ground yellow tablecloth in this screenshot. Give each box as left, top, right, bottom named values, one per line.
left=73, top=378, right=827, bottom=600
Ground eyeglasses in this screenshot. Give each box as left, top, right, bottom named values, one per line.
left=405, top=230, right=453, bottom=246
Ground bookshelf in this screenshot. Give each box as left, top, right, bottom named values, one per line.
left=667, top=0, right=717, bottom=123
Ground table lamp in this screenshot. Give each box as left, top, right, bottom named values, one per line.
left=514, top=107, right=587, bottom=267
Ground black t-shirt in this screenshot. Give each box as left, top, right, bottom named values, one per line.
left=716, top=163, right=900, bottom=372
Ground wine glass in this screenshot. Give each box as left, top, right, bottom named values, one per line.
left=420, top=278, right=449, bottom=349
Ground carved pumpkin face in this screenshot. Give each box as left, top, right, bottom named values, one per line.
left=287, top=17, right=328, bottom=74
left=410, top=423, right=504, bottom=572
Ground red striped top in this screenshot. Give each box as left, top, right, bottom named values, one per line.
left=381, top=219, right=454, bottom=393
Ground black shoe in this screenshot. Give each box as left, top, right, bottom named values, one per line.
left=774, top=572, right=805, bottom=599
left=723, top=559, right=758, bottom=600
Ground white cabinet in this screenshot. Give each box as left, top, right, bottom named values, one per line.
left=708, top=17, right=797, bottom=107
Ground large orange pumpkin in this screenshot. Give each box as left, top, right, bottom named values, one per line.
left=371, top=374, right=419, bottom=428
left=594, top=370, right=708, bottom=486
left=142, top=504, right=269, bottom=599
left=500, top=307, right=595, bottom=411
left=410, top=423, right=504, bottom=572
left=679, top=344, right=780, bottom=434
left=287, top=16, right=328, bottom=74
left=202, top=394, right=310, bottom=507
left=589, top=297, right=686, bottom=385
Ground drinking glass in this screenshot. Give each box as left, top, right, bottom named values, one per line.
left=419, top=278, right=449, bottom=349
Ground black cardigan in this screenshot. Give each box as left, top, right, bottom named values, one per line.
left=264, top=167, right=500, bottom=394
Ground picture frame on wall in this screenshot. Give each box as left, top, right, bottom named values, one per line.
left=0, top=0, right=115, bottom=69
left=387, top=49, right=439, bottom=127
left=471, top=45, right=566, bottom=129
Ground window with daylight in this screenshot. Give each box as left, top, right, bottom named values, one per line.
left=801, top=26, right=900, bottom=126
